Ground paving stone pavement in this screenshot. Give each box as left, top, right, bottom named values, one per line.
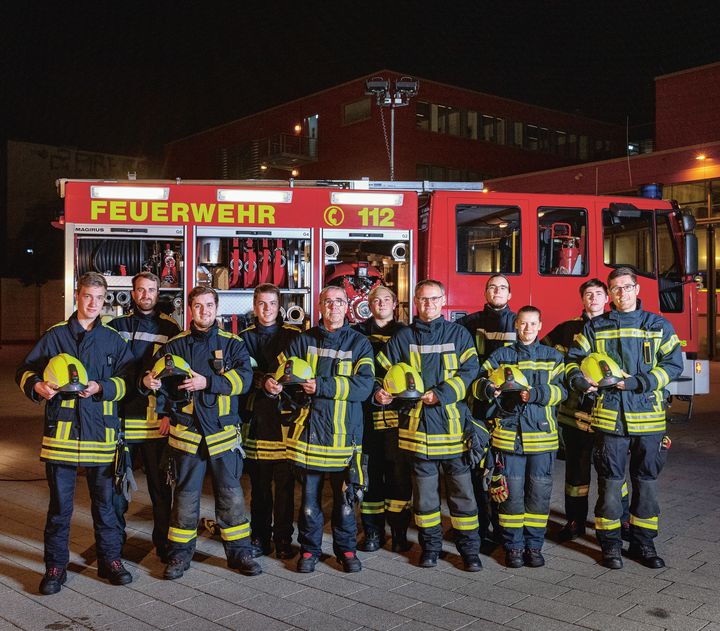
left=1, top=344, right=718, bottom=631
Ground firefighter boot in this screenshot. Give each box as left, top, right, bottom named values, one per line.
left=505, top=548, right=524, bottom=569
left=164, top=557, right=191, bottom=580
left=275, top=539, right=295, bottom=559
left=600, top=543, right=623, bottom=570
left=524, top=548, right=545, bottom=568
left=419, top=550, right=439, bottom=568
left=558, top=520, right=586, bottom=542
left=297, top=552, right=319, bottom=573
left=358, top=531, right=385, bottom=552
left=337, top=551, right=362, bottom=573
left=628, top=542, right=665, bottom=569
left=98, top=560, right=133, bottom=585
left=39, top=567, right=67, bottom=595
left=462, top=554, right=483, bottom=572
left=391, top=527, right=413, bottom=552
left=228, top=554, right=262, bottom=576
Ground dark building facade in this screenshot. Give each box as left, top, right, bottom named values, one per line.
left=163, top=70, right=626, bottom=183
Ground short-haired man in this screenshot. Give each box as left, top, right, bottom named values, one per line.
left=457, top=274, right=516, bottom=545
left=283, top=286, right=375, bottom=573
left=17, top=272, right=133, bottom=594
left=240, top=283, right=301, bottom=559
left=377, top=280, right=486, bottom=572
left=567, top=267, right=683, bottom=569
left=109, top=271, right=181, bottom=562
left=474, top=306, right=566, bottom=568
left=144, top=286, right=258, bottom=579
left=353, top=286, right=412, bottom=553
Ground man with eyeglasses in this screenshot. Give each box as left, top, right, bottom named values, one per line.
left=283, top=286, right=374, bottom=573
left=376, top=280, right=487, bottom=572
left=542, top=279, right=629, bottom=542
left=352, top=286, right=412, bottom=554
left=457, top=274, right=516, bottom=547
left=566, top=267, right=682, bottom=570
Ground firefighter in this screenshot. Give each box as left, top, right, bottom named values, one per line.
left=240, top=283, right=301, bottom=559
left=144, top=286, right=259, bottom=579
left=376, top=280, right=486, bottom=572
left=567, top=267, right=682, bottom=569
left=283, top=286, right=375, bottom=574
left=541, top=279, right=632, bottom=542
left=457, top=274, right=516, bottom=546
left=474, top=305, right=566, bottom=568
left=16, top=272, right=134, bottom=594
left=352, top=286, right=412, bottom=553
left=109, top=271, right=181, bottom=562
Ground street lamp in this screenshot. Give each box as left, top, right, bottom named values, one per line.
left=365, top=76, right=419, bottom=181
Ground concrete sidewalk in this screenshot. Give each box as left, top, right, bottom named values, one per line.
left=2, top=343, right=720, bottom=631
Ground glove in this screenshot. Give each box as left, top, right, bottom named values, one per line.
left=572, top=375, right=594, bottom=393
left=229, top=425, right=246, bottom=458
left=526, top=387, right=541, bottom=404
left=116, top=467, right=138, bottom=502
left=463, top=430, right=488, bottom=469
left=343, top=482, right=364, bottom=506
left=621, top=376, right=640, bottom=391
left=489, top=472, right=509, bottom=503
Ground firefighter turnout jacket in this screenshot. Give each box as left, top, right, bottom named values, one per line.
left=566, top=301, right=683, bottom=435
left=283, top=320, right=375, bottom=471
left=542, top=313, right=594, bottom=432
left=457, top=304, right=516, bottom=361
left=474, top=340, right=566, bottom=454
left=16, top=313, right=132, bottom=466
left=352, top=318, right=407, bottom=433
left=378, top=316, right=481, bottom=459
left=240, top=321, right=301, bottom=460
left=160, top=322, right=253, bottom=458
left=109, top=307, right=181, bottom=441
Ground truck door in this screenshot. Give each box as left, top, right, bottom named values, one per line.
left=439, top=194, right=530, bottom=320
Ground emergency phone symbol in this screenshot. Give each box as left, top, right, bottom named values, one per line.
left=323, top=206, right=345, bottom=227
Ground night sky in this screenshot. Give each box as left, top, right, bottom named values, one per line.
left=2, top=1, right=719, bottom=158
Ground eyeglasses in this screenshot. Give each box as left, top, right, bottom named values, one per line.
left=415, top=295, right=443, bottom=304
left=609, top=284, right=637, bottom=295
left=487, top=284, right=509, bottom=292
left=322, top=298, right=348, bottom=307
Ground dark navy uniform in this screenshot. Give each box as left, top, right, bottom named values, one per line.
left=353, top=317, right=412, bottom=548
left=474, top=339, right=566, bottom=552
left=240, top=321, right=301, bottom=550
left=109, top=306, right=181, bottom=560
left=284, top=321, right=374, bottom=557
left=160, top=322, right=253, bottom=566
left=16, top=313, right=132, bottom=570
left=378, top=316, right=483, bottom=558
left=566, top=301, right=683, bottom=551
left=457, top=303, right=516, bottom=541
left=542, top=314, right=629, bottom=535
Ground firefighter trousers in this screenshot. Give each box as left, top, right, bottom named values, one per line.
left=497, top=451, right=555, bottom=551
left=412, top=457, right=479, bottom=556
left=44, top=462, right=122, bottom=568
left=167, top=448, right=252, bottom=564
left=593, top=432, right=667, bottom=547
left=112, top=439, right=172, bottom=558
left=562, top=426, right=630, bottom=526
left=246, top=459, right=295, bottom=544
left=360, top=432, right=412, bottom=538
left=297, top=470, right=357, bottom=557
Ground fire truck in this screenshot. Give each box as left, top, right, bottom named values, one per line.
left=58, top=178, right=709, bottom=410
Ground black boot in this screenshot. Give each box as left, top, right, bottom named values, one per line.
left=505, top=548, right=524, bottom=568
left=558, top=520, right=585, bottom=542
left=98, top=559, right=133, bottom=585
left=524, top=548, right=545, bottom=568
left=39, top=567, right=67, bottom=595
left=358, top=531, right=384, bottom=552
left=600, top=543, right=623, bottom=570
left=628, top=542, right=664, bottom=569
left=391, top=527, right=412, bottom=552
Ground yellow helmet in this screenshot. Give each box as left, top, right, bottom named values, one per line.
left=275, top=356, right=314, bottom=385
left=488, top=365, right=531, bottom=392
left=43, top=354, right=88, bottom=393
left=580, top=352, right=624, bottom=388
left=383, top=363, right=424, bottom=400
left=152, top=354, right=193, bottom=380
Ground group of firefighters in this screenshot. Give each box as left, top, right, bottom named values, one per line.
left=17, top=264, right=682, bottom=595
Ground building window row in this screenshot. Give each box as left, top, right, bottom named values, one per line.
left=416, top=164, right=485, bottom=182
left=415, top=100, right=615, bottom=161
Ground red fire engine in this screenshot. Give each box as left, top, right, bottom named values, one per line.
left=58, top=178, right=708, bottom=403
